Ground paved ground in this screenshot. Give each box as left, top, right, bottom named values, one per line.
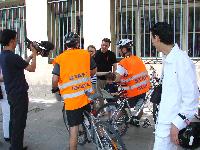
left=0, top=61, right=200, bottom=150
left=0, top=85, right=155, bottom=150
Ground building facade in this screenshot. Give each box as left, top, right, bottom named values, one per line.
left=0, top=0, right=200, bottom=61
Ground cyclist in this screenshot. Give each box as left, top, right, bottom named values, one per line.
left=115, top=39, right=151, bottom=126
left=51, top=32, right=96, bottom=150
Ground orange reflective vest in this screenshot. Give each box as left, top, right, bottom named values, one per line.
left=118, top=56, right=150, bottom=98
left=53, top=49, right=92, bottom=110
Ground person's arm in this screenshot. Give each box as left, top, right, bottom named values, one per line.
left=25, top=43, right=38, bottom=72
left=114, top=65, right=126, bottom=82
left=172, top=59, right=199, bottom=129
left=52, top=74, right=59, bottom=89
left=170, top=58, right=199, bottom=145
left=51, top=63, right=60, bottom=93
left=115, top=72, right=121, bottom=82
left=25, top=54, right=34, bottom=63
left=112, top=63, right=117, bottom=72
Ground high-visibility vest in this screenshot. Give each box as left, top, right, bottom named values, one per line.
left=118, top=55, right=150, bottom=98
left=53, top=49, right=92, bottom=110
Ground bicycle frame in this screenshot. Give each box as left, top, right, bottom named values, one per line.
left=83, top=111, right=106, bottom=148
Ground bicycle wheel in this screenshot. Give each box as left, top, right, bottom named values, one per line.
left=62, top=105, right=69, bottom=131
left=62, top=105, right=87, bottom=145
left=95, top=121, right=127, bottom=150
left=96, top=102, right=128, bottom=136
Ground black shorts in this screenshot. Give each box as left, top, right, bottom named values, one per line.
left=65, top=104, right=91, bottom=127
left=127, top=93, right=146, bottom=108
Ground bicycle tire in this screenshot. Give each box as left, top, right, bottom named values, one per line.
left=96, top=102, right=128, bottom=136
left=62, top=105, right=69, bottom=131
left=95, top=121, right=127, bottom=150
left=62, top=105, right=87, bottom=145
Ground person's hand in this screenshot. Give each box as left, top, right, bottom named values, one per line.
left=30, top=42, right=38, bottom=56
left=170, top=123, right=180, bottom=145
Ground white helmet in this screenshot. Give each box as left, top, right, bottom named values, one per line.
left=117, top=39, right=133, bottom=47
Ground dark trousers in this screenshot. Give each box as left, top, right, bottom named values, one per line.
left=8, top=92, right=29, bottom=150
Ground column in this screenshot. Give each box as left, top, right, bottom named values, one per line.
left=83, top=0, right=111, bottom=49
left=26, top=0, right=48, bottom=41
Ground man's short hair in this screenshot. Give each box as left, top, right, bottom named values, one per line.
left=150, top=22, right=174, bottom=45
left=0, top=29, right=17, bottom=46
left=102, top=38, right=111, bottom=44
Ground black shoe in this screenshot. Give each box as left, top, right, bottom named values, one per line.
left=4, top=137, right=10, bottom=142
left=23, top=146, right=28, bottom=150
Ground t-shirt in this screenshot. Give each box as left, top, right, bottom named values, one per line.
left=0, top=50, right=29, bottom=96
left=104, top=82, right=118, bottom=102
left=52, top=56, right=96, bottom=76
left=94, top=49, right=117, bottom=80
left=91, top=74, right=97, bottom=84
left=104, top=82, right=118, bottom=94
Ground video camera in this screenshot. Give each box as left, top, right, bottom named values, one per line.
left=25, top=37, right=55, bottom=57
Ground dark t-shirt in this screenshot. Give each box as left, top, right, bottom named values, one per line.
left=104, top=82, right=118, bottom=102
left=52, top=57, right=96, bottom=76
left=0, top=50, right=29, bottom=96
left=104, top=82, right=118, bottom=94
left=94, top=49, right=117, bottom=80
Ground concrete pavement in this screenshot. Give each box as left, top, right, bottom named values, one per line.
left=0, top=84, right=155, bottom=150
left=1, top=89, right=200, bottom=150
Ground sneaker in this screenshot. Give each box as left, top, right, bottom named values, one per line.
left=4, top=137, right=10, bottom=142
left=23, top=146, right=28, bottom=150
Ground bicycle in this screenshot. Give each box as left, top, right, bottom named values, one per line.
left=95, top=87, right=152, bottom=136
left=95, top=65, right=160, bottom=136
left=62, top=99, right=127, bottom=150
left=145, top=65, right=160, bottom=124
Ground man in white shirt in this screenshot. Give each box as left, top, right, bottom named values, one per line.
left=150, top=22, right=199, bottom=150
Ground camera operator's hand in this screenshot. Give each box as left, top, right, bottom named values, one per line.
left=25, top=42, right=37, bottom=72
left=30, top=42, right=38, bottom=56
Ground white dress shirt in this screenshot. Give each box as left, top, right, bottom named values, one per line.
left=156, top=44, right=199, bottom=137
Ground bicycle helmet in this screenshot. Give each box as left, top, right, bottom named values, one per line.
left=116, top=39, right=133, bottom=51
left=178, top=122, right=200, bottom=149
left=64, top=32, right=80, bottom=48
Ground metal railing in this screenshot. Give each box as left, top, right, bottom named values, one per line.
left=47, top=0, right=83, bottom=59
left=0, top=5, right=27, bottom=58
left=113, top=0, right=200, bottom=60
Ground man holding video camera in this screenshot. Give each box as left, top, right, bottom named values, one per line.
left=0, top=29, right=38, bottom=150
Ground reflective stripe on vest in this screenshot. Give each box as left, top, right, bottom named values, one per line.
left=59, top=77, right=91, bottom=90
left=121, top=71, right=148, bottom=83
left=62, top=87, right=93, bottom=99
left=122, top=80, right=149, bottom=90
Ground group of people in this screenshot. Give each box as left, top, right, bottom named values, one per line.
left=0, top=21, right=199, bottom=150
